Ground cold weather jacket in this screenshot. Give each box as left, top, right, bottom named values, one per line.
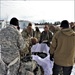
left=50, top=28, right=75, bottom=66
left=40, top=30, right=53, bottom=43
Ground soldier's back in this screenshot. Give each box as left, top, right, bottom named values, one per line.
left=0, top=25, right=20, bottom=64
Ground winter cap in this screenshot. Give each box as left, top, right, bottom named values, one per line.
left=60, top=20, right=69, bottom=28
left=10, top=17, right=19, bottom=26
left=28, top=22, right=32, bottom=26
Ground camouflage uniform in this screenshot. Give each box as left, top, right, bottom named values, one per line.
left=21, top=28, right=35, bottom=55
left=70, top=22, right=75, bottom=31
left=40, top=30, right=53, bottom=47
left=19, top=60, right=43, bottom=75
left=21, top=28, right=43, bottom=75
left=21, top=28, right=34, bottom=40
left=34, top=31, right=41, bottom=42
left=0, top=25, right=25, bottom=75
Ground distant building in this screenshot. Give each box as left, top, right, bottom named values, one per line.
left=0, top=20, right=10, bottom=30
left=19, top=20, right=35, bottom=32
left=0, top=20, right=7, bottom=30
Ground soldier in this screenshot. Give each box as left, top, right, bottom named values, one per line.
left=50, top=20, right=75, bottom=75
left=39, top=25, right=53, bottom=46
left=19, top=59, right=43, bottom=75
left=21, top=23, right=44, bottom=75
left=0, top=17, right=25, bottom=75
left=34, top=27, right=41, bottom=42
left=21, top=22, right=35, bottom=40
left=21, top=22, right=35, bottom=55
left=70, top=22, right=75, bottom=31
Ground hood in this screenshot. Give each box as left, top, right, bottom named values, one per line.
left=61, top=28, right=75, bottom=36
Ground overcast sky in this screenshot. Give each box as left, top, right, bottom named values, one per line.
left=0, top=0, right=74, bottom=23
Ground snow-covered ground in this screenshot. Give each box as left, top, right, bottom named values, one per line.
left=71, top=64, right=75, bottom=75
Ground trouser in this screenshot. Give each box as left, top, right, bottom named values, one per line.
left=53, top=63, right=73, bottom=75
left=0, top=57, right=20, bottom=75
left=7, top=60, right=20, bottom=75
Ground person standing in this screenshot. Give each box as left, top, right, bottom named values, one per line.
left=21, top=22, right=35, bottom=40
left=40, top=24, right=53, bottom=46
left=70, top=22, right=75, bottom=31
left=0, top=17, right=25, bottom=75
left=21, top=22, right=35, bottom=55
left=34, top=27, right=41, bottom=42
left=50, top=20, right=75, bottom=75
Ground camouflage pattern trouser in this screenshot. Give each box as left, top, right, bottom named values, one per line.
left=19, top=60, right=43, bottom=75
left=0, top=57, right=20, bottom=75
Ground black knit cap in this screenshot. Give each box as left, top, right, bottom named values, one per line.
left=10, top=17, right=19, bottom=26
left=28, top=22, right=32, bottom=26
left=60, top=20, right=69, bottom=28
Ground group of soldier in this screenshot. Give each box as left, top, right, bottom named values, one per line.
left=0, top=17, right=75, bottom=75
left=0, top=17, right=44, bottom=75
